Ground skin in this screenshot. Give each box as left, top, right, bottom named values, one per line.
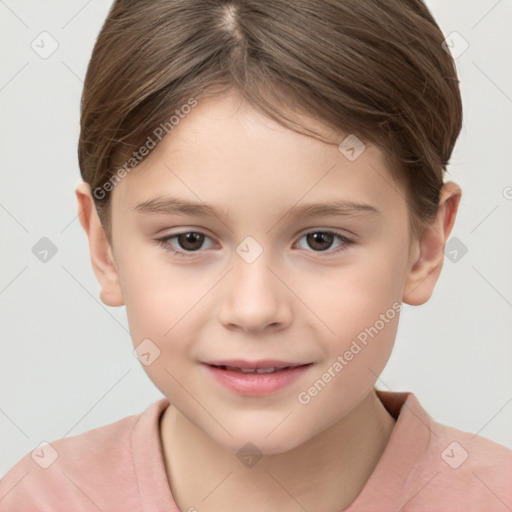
left=76, top=89, right=461, bottom=511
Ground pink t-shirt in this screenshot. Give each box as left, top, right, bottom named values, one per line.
left=1, top=390, right=511, bottom=511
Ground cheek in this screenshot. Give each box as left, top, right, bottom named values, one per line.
left=118, top=251, right=218, bottom=376
left=116, top=244, right=194, bottom=335
left=300, top=236, right=406, bottom=391
left=295, top=309, right=400, bottom=435
left=118, top=257, right=204, bottom=401
left=318, top=249, right=405, bottom=336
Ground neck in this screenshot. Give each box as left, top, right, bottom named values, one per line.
left=160, top=388, right=396, bottom=512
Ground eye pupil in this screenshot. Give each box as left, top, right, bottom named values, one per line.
left=178, top=232, right=204, bottom=251
left=307, top=232, right=334, bottom=251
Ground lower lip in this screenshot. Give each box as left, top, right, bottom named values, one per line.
left=202, top=364, right=312, bottom=396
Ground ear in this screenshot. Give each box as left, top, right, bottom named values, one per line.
left=403, top=181, right=462, bottom=305
left=75, top=182, right=124, bottom=307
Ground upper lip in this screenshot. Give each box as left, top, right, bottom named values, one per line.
left=203, top=359, right=311, bottom=370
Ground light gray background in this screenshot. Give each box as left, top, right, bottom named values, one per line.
left=1, top=0, right=511, bottom=478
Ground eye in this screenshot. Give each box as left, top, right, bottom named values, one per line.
left=157, top=231, right=214, bottom=257
left=294, top=230, right=353, bottom=256
left=156, top=229, right=354, bottom=258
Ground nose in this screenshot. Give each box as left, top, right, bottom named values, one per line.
left=217, top=254, right=293, bottom=334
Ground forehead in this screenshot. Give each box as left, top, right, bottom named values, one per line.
left=112, top=91, right=406, bottom=221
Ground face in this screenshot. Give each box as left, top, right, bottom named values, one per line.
left=107, top=89, right=416, bottom=454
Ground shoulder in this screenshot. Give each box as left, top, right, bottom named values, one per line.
left=0, top=399, right=168, bottom=511
left=407, top=417, right=512, bottom=510
left=371, top=390, right=512, bottom=511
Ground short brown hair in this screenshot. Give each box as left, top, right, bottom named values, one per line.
left=78, top=0, right=462, bottom=241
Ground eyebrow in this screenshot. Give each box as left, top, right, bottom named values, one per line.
left=133, top=196, right=380, bottom=221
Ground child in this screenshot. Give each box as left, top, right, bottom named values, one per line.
left=1, top=0, right=511, bottom=510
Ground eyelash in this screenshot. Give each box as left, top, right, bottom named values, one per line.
left=156, top=230, right=354, bottom=258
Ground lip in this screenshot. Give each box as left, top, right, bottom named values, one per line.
left=202, top=360, right=313, bottom=396
left=203, top=359, right=307, bottom=370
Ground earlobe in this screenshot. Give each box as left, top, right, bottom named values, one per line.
left=403, top=181, right=462, bottom=306
left=75, top=182, right=125, bottom=307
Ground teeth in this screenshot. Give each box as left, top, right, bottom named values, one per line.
left=220, top=365, right=290, bottom=373
left=256, top=367, right=277, bottom=373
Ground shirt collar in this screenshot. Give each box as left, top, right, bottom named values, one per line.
left=346, top=390, right=434, bottom=511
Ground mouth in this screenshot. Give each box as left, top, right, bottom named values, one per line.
left=208, top=365, right=301, bottom=374
left=202, top=360, right=313, bottom=395
left=204, top=359, right=311, bottom=371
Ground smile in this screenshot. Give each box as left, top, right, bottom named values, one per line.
left=202, top=360, right=313, bottom=396
left=213, top=365, right=293, bottom=374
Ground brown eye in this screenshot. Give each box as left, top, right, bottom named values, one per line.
left=157, top=231, right=214, bottom=257
left=176, top=232, right=205, bottom=251
left=295, top=230, right=353, bottom=256
left=306, top=232, right=335, bottom=251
